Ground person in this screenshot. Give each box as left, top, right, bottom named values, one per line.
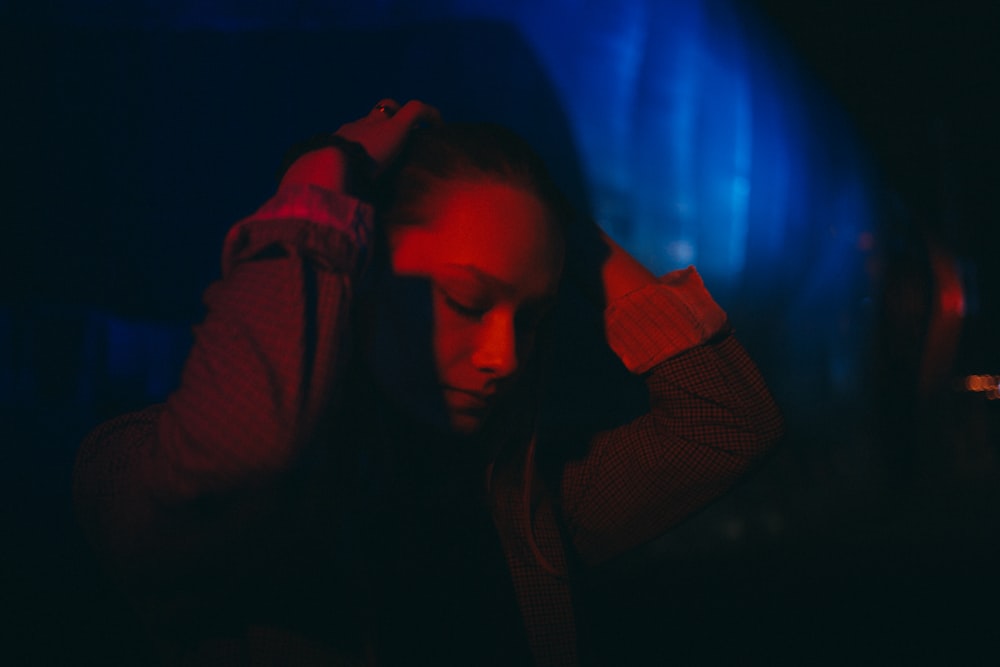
left=74, top=99, right=783, bottom=666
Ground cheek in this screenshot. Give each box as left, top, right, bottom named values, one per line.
left=431, top=298, right=477, bottom=373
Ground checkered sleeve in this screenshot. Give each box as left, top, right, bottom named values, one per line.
left=561, top=267, right=784, bottom=566
left=74, top=184, right=373, bottom=568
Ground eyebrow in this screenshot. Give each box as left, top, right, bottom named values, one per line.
left=442, top=263, right=557, bottom=306
left=442, top=263, right=516, bottom=294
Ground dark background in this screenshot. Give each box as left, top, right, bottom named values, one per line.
left=3, top=1, right=998, bottom=664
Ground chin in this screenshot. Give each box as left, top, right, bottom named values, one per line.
left=447, top=413, right=487, bottom=436
left=378, top=374, right=490, bottom=437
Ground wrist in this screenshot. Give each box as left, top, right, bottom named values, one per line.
left=276, top=133, right=375, bottom=197
left=565, top=221, right=656, bottom=308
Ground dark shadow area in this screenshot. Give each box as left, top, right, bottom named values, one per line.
left=2, top=23, right=588, bottom=319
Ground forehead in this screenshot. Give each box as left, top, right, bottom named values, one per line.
left=389, top=180, right=564, bottom=299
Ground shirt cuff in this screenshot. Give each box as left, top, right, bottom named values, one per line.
left=222, top=184, right=374, bottom=277
left=604, top=266, right=728, bottom=374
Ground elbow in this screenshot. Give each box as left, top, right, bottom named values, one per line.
left=746, top=385, right=785, bottom=459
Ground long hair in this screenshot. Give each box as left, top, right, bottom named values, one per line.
left=373, top=122, right=573, bottom=577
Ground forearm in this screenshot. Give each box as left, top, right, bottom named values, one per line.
left=74, top=184, right=371, bottom=591
left=76, top=184, right=370, bottom=532
left=565, top=333, right=784, bottom=564
left=161, top=185, right=371, bottom=496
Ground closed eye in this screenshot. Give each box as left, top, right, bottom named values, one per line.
left=441, top=292, right=488, bottom=319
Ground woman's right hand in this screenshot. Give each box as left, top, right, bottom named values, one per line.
left=279, top=99, right=441, bottom=194
left=336, top=98, right=442, bottom=173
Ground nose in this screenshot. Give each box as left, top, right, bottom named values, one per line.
left=471, top=311, right=519, bottom=379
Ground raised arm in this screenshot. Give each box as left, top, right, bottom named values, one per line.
left=73, top=100, right=440, bottom=571
left=558, top=219, right=783, bottom=565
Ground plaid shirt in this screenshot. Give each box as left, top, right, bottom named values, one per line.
left=75, top=185, right=783, bottom=666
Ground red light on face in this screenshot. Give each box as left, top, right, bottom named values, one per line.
left=373, top=180, right=563, bottom=435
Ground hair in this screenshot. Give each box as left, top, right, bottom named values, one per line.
left=373, top=122, right=573, bottom=234
left=374, top=122, right=573, bottom=577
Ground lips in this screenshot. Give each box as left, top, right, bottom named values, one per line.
left=442, top=386, right=495, bottom=410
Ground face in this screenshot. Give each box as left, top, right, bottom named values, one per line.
left=369, top=179, right=564, bottom=435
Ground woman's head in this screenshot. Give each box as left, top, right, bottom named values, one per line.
left=365, top=123, right=571, bottom=435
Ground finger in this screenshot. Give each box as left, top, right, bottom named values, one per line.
left=370, top=98, right=402, bottom=119
left=392, top=100, right=443, bottom=130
